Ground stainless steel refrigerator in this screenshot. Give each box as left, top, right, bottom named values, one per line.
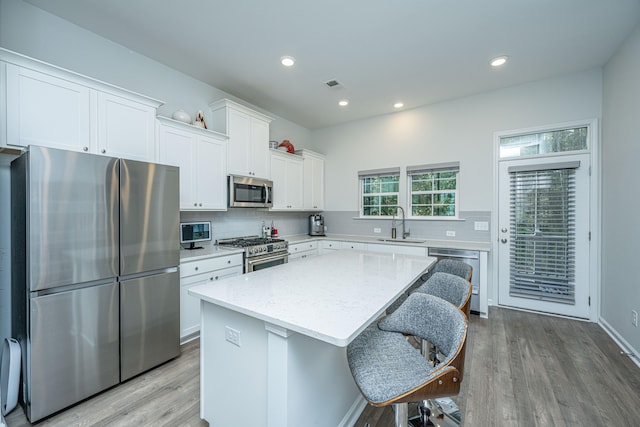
left=11, top=145, right=180, bottom=422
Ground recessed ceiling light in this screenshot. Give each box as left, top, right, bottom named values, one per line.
left=393, top=102, right=404, bottom=109
left=490, top=55, right=509, bottom=67
left=338, top=100, right=349, bottom=107
left=281, top=56, right=295, bottom=67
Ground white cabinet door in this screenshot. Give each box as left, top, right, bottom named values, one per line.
left=157, top=119, right=228, bottom=211
left=195, top=135, right=227, bottom=210
left=158, top=124, right=196, bottom=209
left=288, top=241, right=318, bottom=261
left=226, top=108, right=251, bottom=176
left=301, top=151, right=325, bottom=210
left=6, top=64, right=91, bottom=152
left=209, top=99, right=272, bottom=179
left=249, top=118, right=270, bottom=179
left=270, top=151, right=303, bottom=210
left=97, top=92, right=156, bottom=161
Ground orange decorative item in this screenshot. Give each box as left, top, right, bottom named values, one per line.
left=278, top=140, right=295, bottom=154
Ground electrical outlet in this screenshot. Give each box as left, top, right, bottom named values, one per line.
left=373, top=227, right=382, bottom=233
left=446, top=230, right=456, bottom=237
left=225, top=326, right=241, bottom=346
left=632, top=310, right=638, bottom=327
left=474, top=221, right=489, bottom=231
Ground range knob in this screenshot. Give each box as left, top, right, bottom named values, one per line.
left=249, top=248, right=255, bottom=254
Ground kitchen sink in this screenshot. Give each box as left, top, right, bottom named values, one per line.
left=376, top=238, right=427, bottom=244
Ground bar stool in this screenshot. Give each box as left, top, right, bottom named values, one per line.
left=347, top=293, right=468, bottom=427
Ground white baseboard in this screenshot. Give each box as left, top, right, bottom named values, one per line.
left=599, top=317, right=640, bottom=369
left=338, top=395, right=368, bottom=427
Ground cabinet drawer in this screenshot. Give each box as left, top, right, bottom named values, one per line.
left=289, top=241, right=318, bottom=253
left=321, top=240, right=340, bottom=250
left=180, top=254, right=243, bottom=278
left=341, top=241, right=367, bottom=250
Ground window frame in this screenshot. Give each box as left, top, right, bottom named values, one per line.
left=407, top=162, right=460, bottom=219
left=358, top=168, right=401, bottom=218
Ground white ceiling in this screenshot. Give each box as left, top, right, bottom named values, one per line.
left=25, top=0, right=640, bottom=129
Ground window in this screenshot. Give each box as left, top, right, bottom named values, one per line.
left=407, top=162, right=459, bottom=218
left=499, top=126, right=588, bottom=158
left=508, top=162, right=578, bottom=304
left=359, top=168, right=400, bottom=217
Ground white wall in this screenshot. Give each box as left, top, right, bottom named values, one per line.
left=312, top=69, right=603, bottom=212
left=602, top=24, right=640, bottom=355
left=0, top=0, right=312, bottom=148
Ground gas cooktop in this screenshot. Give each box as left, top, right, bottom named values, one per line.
left=217, top=236, right=288, bottom=257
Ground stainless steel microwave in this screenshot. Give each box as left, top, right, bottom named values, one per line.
left=228, top=175, right=273, bottom=208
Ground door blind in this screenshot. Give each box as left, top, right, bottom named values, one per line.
left=509, top=167, right=576, bottom=304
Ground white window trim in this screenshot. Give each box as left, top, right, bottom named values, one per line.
left=358, top=169, right=401, bottom=218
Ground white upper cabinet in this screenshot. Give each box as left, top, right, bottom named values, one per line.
left=297, top=149, right=325, bottom=211
left=1, top=49, right=162, bottom=161
left=97, top=92, right=156, bottom=161
left=270, top=150, right=304, bottom=210
left=157, top=117, right=228, bottom=211
left=5, top=64, right=92, bottom=152
left=209, top=98, right=272, bottom=179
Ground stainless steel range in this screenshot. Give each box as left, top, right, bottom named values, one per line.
left=218, top=236, right=288, bottom=273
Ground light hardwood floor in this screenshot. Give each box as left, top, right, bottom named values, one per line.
left=6, top=307, right=640, bottom=426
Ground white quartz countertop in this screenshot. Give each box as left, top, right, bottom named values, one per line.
left=189, top=251, right=436, bottom=347
left=180, top=244, right=244, bottom=262
left=285, top=233, right=491, bottom=252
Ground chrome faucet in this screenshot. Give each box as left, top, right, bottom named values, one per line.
left=391, top=206, right=410, bottom=239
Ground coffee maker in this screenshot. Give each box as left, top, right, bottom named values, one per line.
left=308, top=214, right=325, bottom=236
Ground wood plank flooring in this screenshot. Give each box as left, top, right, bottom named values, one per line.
left=5, top=307, right=640, bottom=426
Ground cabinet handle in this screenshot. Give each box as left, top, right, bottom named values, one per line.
left=194, top=203, right=198, bottom=207
left=214, top=276, right=219, bottom=280
left=199, top=203, right=202, bottom=207
left=83, top=146, right=88, bottom=152
left=209, top=277, right=214, bottom=281
left=195, top=266, right=199, bottom=271
left=227, top=260, right=231, bottom=264
left=101, top=149, right=106, bottom=154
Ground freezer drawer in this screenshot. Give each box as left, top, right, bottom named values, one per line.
left=28, top=282, right=120, bottom=422
left=120, top=270, right=180, bottom=381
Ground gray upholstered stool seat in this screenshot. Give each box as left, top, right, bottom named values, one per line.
left=347, top=293, right=468, bottom=427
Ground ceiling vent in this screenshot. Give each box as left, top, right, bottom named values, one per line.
left=325, top=79, right=341, bottom=88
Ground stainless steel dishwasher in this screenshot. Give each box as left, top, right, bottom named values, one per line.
left=428, top=247, right=480, bottom=313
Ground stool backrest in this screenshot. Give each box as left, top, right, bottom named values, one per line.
left=378, top=293, right=467, bottom=368
left=433, top=259, right=473, bottom=282
left=414, top=272, right=472, bottom=317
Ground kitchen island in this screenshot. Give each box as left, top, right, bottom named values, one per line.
left=189, top=250, right=436, bottom=427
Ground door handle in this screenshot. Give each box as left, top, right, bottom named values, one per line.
left=501, top=238, right=508, bottom=244
left=501, top=228, right=508, bottom=233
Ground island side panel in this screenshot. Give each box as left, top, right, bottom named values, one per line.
left=285, top=331, right=364, bottom=426
left=201, top=302, right=269, bottom=426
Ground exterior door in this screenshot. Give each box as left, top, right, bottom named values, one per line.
left=498, top=153, right=591, bottom=318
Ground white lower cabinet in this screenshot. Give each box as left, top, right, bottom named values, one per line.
left=320, top=240, right=341, bottom=254
left=180, top=253, right=243, bottom=341
left=340, top=241, right=367, bottom=251
left=288, top=241, right=319, bottom=261
left=367, top=243, right=427, bottom=256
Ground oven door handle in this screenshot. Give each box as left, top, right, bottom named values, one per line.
left=248, top=252, right=288, bottom=266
